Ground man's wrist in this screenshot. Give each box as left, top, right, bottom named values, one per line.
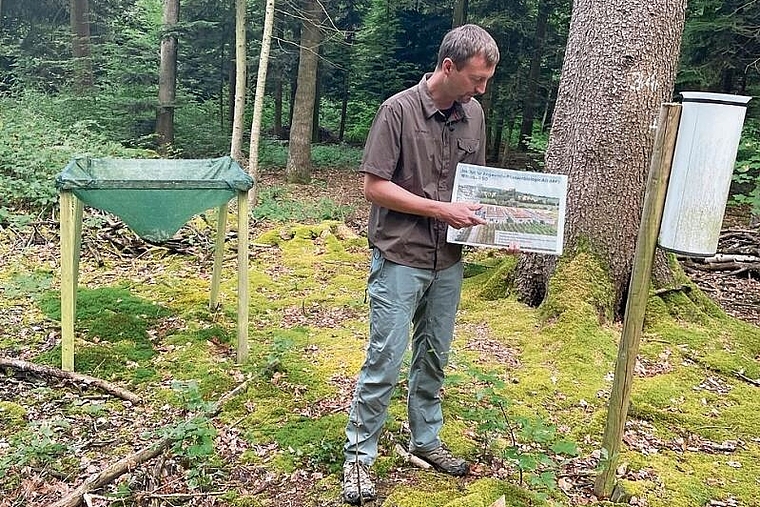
left=430, top=200, right=445, bottom=220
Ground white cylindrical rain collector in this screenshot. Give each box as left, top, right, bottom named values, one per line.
left=659, top=91, right=752, bottom=256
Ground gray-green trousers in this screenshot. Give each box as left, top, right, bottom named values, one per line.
left=344, top=249, right=463, bottom=465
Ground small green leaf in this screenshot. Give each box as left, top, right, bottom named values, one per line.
left=551, top=439, right=580, bottom=456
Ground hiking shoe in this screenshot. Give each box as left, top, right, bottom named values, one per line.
left=411, top=446, right=468, bottom=476
left=342, top=461, right=376, bottom=505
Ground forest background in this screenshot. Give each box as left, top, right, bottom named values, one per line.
left=1, top=0, right=760, bottom=506
left=1, top=0, right=759, bottom=213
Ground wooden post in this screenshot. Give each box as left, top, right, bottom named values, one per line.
left=236, top=191, right=249, bottom=363
left=594, top=103, right=682, bottom=498
left=209, top=203, right=228, bottom=311
left=60, top=191, right=83, bottom=372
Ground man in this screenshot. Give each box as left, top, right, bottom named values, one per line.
left=342, top=24, right=501, bottom=505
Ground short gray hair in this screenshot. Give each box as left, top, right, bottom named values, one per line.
left=436, top=24, right=500, bottom=69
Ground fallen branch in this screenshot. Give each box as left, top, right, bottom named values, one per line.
left=51, top=377, right=251, bottom=507
left=147, top=491, right=225, bottom=499
left=393, top=444, right=432, bottom=470
left=734, top=370, right=760, bottom=387
left=0, top=357, right=141, bottom=405
left=52, top=437, right=171, bottom=507
left=702, top=254, right=760, bottom=264
left=690, top=261, right=760, bottom=273
left=653, top=284, right=692, bottom=297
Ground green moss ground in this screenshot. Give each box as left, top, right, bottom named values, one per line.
left=1, top=220, right=759, bottom=506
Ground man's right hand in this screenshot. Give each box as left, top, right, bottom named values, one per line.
left=438, top=202, right=487, bottom=229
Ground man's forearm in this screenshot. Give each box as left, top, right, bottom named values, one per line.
left=363, top=174, right=485, bottom=229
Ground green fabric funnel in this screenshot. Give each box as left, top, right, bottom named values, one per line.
left=56, top=156, right=253, bottom=243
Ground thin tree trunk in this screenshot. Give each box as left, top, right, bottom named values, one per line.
left=452, top=0, right=468, bottom=27
left=288, top=22, right=300, bottom=130
left=541, top=79, right=557, bottom=131
left=517, top=0, right=548, bottom=150
left=230, top=0, right=247, bottom=162
left=69, top=0, right=92, bottom=89
left=492, top=120, right=503, bottom=163
left=499, top=113, right=516, bottom=166
left=274, top=74, right=283, bottom=137
left=312, top=58, right=321, bottom=144
left=156, top=0, right=180, bottom=152
left=339, top=69, right=348, bottom=142
left=285, top=0, right=322, bottom=183
left=273, top=18, right=284, bottom=138
left=248, top=0, right=276, bottom=205
left=480, top=83, right=493, bottom=159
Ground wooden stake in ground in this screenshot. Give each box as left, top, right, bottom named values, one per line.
left=0, top=357, right=141, bottom=404
left=51, top=378, right=251, bottom=507
left=594, top=103, right=681, bottom=498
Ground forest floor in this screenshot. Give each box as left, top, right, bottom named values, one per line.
left=0, top=167, right=759, bottom=507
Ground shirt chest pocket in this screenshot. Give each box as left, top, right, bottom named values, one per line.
left=457, top=138, right=480, bottom=162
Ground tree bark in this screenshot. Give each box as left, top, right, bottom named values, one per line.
left=285, top=0, right=322, bottom=183
left=515, top=0, right=687, bottom=317
left=69, top=0, right=92, bottom=90
left=230, top=0, right=247, bottom=163
left=156, top=0, right=180, bottom=153
left=248, top=0, right=276, bottom=205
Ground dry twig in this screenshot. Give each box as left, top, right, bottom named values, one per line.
left=0, top=357, right=141, bottom=404
left=50, top=377, right=251, bottom=507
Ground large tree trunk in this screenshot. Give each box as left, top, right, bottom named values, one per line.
left=156, top=0, right=180, bottom=152
left=230, top=0, right=247, bottom=162
left=285, top=0, right=322, bottom=184
left=69, top=0, right=92, bottom=89
left=515, top=0, right=686, bottom=317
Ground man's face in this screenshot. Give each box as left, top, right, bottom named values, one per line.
left=443, top=54, right=496, bottom=104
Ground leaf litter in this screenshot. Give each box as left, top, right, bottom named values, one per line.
left=0, top=170, right=758, bottom=506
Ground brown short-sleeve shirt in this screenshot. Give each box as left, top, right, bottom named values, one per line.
left=360, top=74, right=487, bottom=270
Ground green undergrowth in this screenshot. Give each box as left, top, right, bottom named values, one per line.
left=1, top=221, right=759, bottom=505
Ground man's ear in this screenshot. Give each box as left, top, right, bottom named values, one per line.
left=442, top=58, right=455, bottom=75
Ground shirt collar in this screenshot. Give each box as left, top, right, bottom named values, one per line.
left=419, top=73, right=469, bottom=123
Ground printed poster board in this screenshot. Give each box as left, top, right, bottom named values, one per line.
left=446, top=163, right=568, bottom=255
